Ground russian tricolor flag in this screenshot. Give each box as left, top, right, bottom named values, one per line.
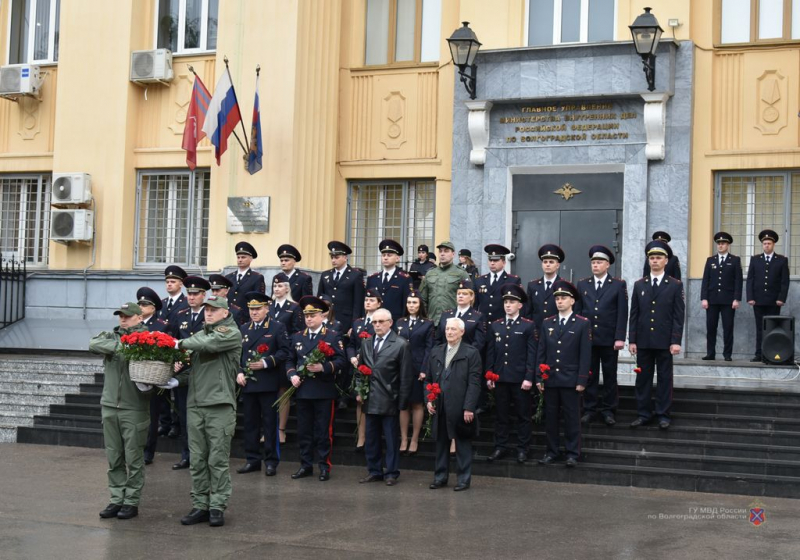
left=202, top=70, right=242, bottom=165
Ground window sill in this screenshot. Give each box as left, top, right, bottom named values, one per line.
left=352, top=61, right=440, bottom=72
left=171, top=51, right=217, bottom=59
left=714, top=40, right=800, bottom=49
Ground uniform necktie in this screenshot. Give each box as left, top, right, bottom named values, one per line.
left=383, top=272, right=389, bottom=286
left=546, top=281, right=552, bottom=291
left=766, top=255, right=771, bottom=264
left=720, top=255, right=725, bottom=265
left=506, top=318, right=513, bottom=328
left=596, top=280, right=602, bottom=291
left=166, top=299, right=173, bottom=313
left=309, top=332, right=316, bottom=341
left=457, top=311, right=463, bottom=319
left=653, top=277, right=659, bottom=289
left=492, top=273, right=497, bottom=285
left=191, top=312, right=198, bottom=323
left=409, top=318, right=416, bottom=329
left=237, top=273, right=243, bottom=284
left=560, top=317, right=566, bottom=327
left=334, top=271, right=341, bottom=283
left=366, top=317, right=371, bottom=326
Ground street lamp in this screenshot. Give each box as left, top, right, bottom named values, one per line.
left=447, top=21, right=482, bottom=100
left=629, top=7, right=663, bottom=92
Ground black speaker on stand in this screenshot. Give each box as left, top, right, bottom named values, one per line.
left=762, top=316, right=795, bottom=365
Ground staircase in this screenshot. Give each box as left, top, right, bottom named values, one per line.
left=16, top=366, right=800, bottom=498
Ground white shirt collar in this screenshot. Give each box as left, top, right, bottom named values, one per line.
left=651, top=271, right=665, bottom=284
left=382, top=267, right=396, bottom=277
left=506, top=314, right=519, bottom=322
left=284, top=269, right=295, bottom=278
left=544, top=273, right=558, bottom=283
left=558, top=311, right=572, bottom=321
left=593, top=273, right=608, bottom=285
left=456, top=305, right=471, bottom=313
left=764, top=252, right=774, bottom=258
left=309, top=326, right=323, bottom=335
left=335, top=264, right=348, bottom=274
left=238, top=268, right=250, bottom=275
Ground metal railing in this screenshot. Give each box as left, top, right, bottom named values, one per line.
left=0, top=258, right=26, bottom=330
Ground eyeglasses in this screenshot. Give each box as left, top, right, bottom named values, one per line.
left=372, top=319, right=390, bottom=324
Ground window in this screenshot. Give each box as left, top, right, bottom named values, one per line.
left=135, top=169, right=210, bottom=268
left=347, top=180, right=435, bottom=273
left=527, top=0, right=615, bottom=46
left=364, top=0, right=441, bottom=65
left=716, top=171, right=800, bottom=276
left=0, top=175, right=50, bottom=266
left=7, top=0, right=60, bottom=64
left=720, top=0, right=800, bottom=44
left=155, top=0, right=219, bottom=54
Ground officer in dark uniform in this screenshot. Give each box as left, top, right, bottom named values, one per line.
left=235, top=292, right=292, bottom=476
left=138, top=287, right=168, bottom=333
left=525, top=244, right=564, bottom=329
left=435, top=279, right=486, bottom=352
left=270, top=273, right=304, bottom=334
left=409, top=244, right=435, bottom=290
left=320, top=294, right=346, bottom=334
left=209, top=274, right=247, bottom=325
left=575, top=246, right=628, bottom=426
left=278, top=244, right=314, bottom=302
left=536, top=280, right=590, bottom=467
left=288, top=296, right=347, bottom=481
left=159, top=265, right=189, bottom=336
left=642, top=231, right=681, bottom=280
left=629, top=241, right=685, bottom=429
left=485, top=284, right=537, bottom=463
left=701, top=232, right=743, bottom=362
left=746, top=229, right=790, bottom=362
left=172, top=275, right=210, bottom=469
left=366, top=239, right=412, bottom=322
left=475, top=244, right=522, bottom=325
left=225, top=241, right=266, bottom=311
left=458, top=249, right=480, bottom=280
left=317, top=241, right=365, bottom=329
left=138, top=287, right=170, bottom=465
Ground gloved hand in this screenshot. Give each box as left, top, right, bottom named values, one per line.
left=157, top=378, right=179, bottom=390
left=135, top=382, right=153, bottom=392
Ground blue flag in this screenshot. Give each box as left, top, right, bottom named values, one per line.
left=247, top=76, right=263, bottom=175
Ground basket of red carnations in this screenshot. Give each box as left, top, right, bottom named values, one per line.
left=119, top=331, right=184, bottom=385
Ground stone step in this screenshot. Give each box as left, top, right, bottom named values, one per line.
left=0, top=412, right=34, bottom=427
left=0, top=359, right=102, bottom=375
left=0, top=380, right=87, bottom=396
left=0, top=391, right=65, bottom=407
left=0, top=402, right=50, bottom=415
left=614, top=395, right=800, bottom=417
left=0, top=369, right=97, bottom=384
left=0, top=425, right=17, bottom=443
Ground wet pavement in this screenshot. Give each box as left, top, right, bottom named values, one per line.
left=0, top=443, right=796, bottom=560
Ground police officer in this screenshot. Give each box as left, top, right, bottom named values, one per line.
left=575, top=246, right=628, bottom=426
left=458, top=249, right=480, bottom=280
left=642, top=231, right=682, bottom=280
left=435, top=279, right=486, bottom=352
left=366, top=239, right=412, bottom=322
left=525, top=244, right=565, bottom=330
left=485, top=284, right=537, bottom=463
left=160, top=265, right=189, bottom=335
left=629, top=241, right=685, bottom=430
left=746, top=229, right=790, bottom=363
left=278, top=244, right=314, bottom=302
left=225, top=241, right=266, bottom=311
left=317, top=241, right=365, bottom=330
left=209, top=274, right=247, bottom=325
left=420, top=241, right=470, bottom=327
left=235, top=292, right=292, bottom=477
left=271, top=273, right=304, bottom=334
left=536, top=281, right=590, bottom=468
left=475, top=244, right=522, bottom=325
left=701, top=232, right=742, bottom=362
left=409, top=244, right=435, bottom=290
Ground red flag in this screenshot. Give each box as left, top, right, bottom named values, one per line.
left=181, top=76, right=212, bottom=170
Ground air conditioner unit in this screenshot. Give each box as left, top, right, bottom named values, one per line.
left=0, top=64, right=43, bottom=98
left=130, top=49, right=173, bottom=84
left=52, top=173, right=92, bottom=206
left=51, top=209, right=94, bottom=242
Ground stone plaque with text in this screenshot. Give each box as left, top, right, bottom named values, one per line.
left=226, top=196, right=270, bottom=233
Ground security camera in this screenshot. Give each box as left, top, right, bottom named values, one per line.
left=507, top=252, right=516, bottom=261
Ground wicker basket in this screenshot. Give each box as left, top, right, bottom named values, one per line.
left=129, top=360, right=173, bottom=386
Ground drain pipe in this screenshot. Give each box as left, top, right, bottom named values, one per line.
left=82, top=199, right=97, bottom=320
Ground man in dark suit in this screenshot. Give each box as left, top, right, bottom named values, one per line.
left=366, top=239, right=412, bottom=322
left=209, top=274, right=247, bottom=325
left=159, top=265, right=189, bottom=336
left=288, top=296, right=348, bottom=482
left=235, top=292, right=292, bottom=477
left=629, top=241, right=685, bottom=430
left=278, top=244, right=314, bottom=302
left=701, top=232, right=743, bottom=362
left=525, top=244, right=564, bottom=330
left=425, top=317, right=482, bottom=491
left=357, top=308, right=413, bottom=486
left=435, top=279, right=485, bottom=352
left=746, top=229, right=790, bottom=363
left=642, top=231, right=681, bottom=280
left=475, top=244, right=522, bottom=325
left=225, top=241, right=266, bottom=312
left=138, top=287, right=170, bottom=465
left=575, top=245, right=628, bottom=426
left=409, top=244, right=435, bottom=290
left=317, top=241, right=365, bottom=330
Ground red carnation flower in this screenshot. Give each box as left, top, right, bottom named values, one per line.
left=357, top=365, right=372, bottom=376
left=634, top=367, right=642, bottom=374
left=318, top=341, right=335, bottom=357
left=426, top=393, right=437, bottom=402
left=257, top=344, right=269, bottom=354
left=542, top=373, right=550, bottom=381
left=539, top=364, right=551, bottom=373
left=425, top=383, right=433, bottom=392
left=358, top=331, right=372, bottom=339
left=485, top=371, right=495, bottom=380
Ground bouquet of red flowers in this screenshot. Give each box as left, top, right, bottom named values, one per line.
left=358, top=331, right=372, bottom=339
left=352, top=364, right=373, bottom=402
left=274, top=340, right=336, bottom=410
left=423, top=382, right=443, bottom=438
left=119, top=331, right=184, bottom=363
left=243, top=343, right=270, bottom=382
left=485, top=370, right=500, bottom=389
left=533, top=364, right=551, bottom=424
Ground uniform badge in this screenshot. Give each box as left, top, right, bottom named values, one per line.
left=180, top=321, right=188, bottom=329
left=338, top=340, right=344, bottom=350
left=296, top=342, right=303, bottom=350
left=548, top=328, right=554, bottom=336
left=216, top=326, right=229, bottom=333
left=641, top=291, right=645, bottom=296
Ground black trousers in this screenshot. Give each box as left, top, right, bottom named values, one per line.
left=706, top=304, right=735, bottom=358
left=242, top=391, right=280, bottom=466
left=433, top=397, right=472, bottom=486
left=635, top=348, right=673, bottom=421
left=296, top=399, right=334, bottom=471
left=493, top=382, right=532, bottom=452
left=584, top=345, right=619, bottom=416
left=144, top=391, right=171, bottom=460
left=174, top=385, right=190, bottom=461
left=753, top=304, right=780, bottom=358
left=365, top=413, right=400, bottom=479
left=544, top=387, right=581, bottom=460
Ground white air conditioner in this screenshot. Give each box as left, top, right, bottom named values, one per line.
left=0, top=64, right=43, bottom=98
left=130, top=49, right=173, bottom=84
left=50, top=209, right=94, bottom=242
left=52, top=173, right=92, bottom=206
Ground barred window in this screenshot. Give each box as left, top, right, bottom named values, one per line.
left=0, top=174, right=50, bottom=266
left=347, top=180, right=435, bottom=273
left=135, top=169, right=210, bottom=268
left=716, top=171, right=798, bottom=276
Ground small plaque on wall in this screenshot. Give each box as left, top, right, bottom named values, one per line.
left=226, top=196, right=270, bottom=233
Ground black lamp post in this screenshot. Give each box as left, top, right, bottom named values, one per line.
left=447, top=21, right=482, bottom=100
left=629, top=7, right=663, bottom=92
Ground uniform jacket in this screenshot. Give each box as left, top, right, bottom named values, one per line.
left=225, top=269, right=266, bottom=311
left=745, top=253, right=790, bottom=305
left=460, top=263, right=481, bottom=280
left=229, top=301, right=249, bottom=327
left=701, top=254, right=743, bottom=305
left=347, top=317, right=376, bottom=361
left=575, top=276, right=629, bottom=347
left=158, top=293, right=188, bottom=336
left=317, top=265, right=365, bottom=329
left=475, top=271, right=522, bottom=325
left=643, top=255, right=682, bottom=281
left=409, top=259, right=436, bottom=289
left=629, top=275, right=685, bottom=349
left=287, top=326, right=347, bottom=400
left=486, top=316, right=538, bottom=384
left=323, top=319, right=346, bottom=335
left=424, top=343, right=482, bottom=440
left=435, top=307, right=486, bottom=352
left=395, top=317, right=434, bottom=374
left=287, top=269, right=314, bottom=302
left=175, top=307, right=206, bottom=375
left=524, top=276, right=561, bottom=329
left=89, top=323, right=151, bottom=412
left=536, top=313, right=591, bottom=388
left=419, top=263, right=470, bottom=326
left=142, top=315, right=169, bottom=332
left=360, top=330, right=413, bottom=416
left=271, top=299, right=304, bottom=334
left=365, top=268, right=412, bottom=322
left=238, top=318, right=292, bottom=393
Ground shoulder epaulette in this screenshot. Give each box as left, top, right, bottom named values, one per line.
left=575, top=315, right=589, bottom=321
left=578, top=277, right=591, bottom=283
left=520, top=317, right=533, bottom=323
left=544, top=314, right=557, bottom=321
left=369, top=272, right=380, bottom=277
left=177, top=308, right=190, bottom=315
left=398, top=271, right=409, bottom=277
left=508, top=274, right=520, bottom=279
left=492, top=318, right=503, bottom=323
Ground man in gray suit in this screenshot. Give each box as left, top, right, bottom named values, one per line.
left=357, top=308, right=413, bottom=486
left=425, top=317, right=482, bottom=492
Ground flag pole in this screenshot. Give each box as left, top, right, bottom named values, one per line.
left=224, top=56, right=250, bottom=156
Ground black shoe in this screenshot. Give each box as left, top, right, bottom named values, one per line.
left=291, top=467, right=313, bottom=479
left=354, top=445, right=365, bottom=454
left=265, top=465, right=277, bottom=477
left=517, top=451, right=528, bottom=464
left=144, top=457, right=153, bottom=465
left=629, top=418, right=649, bottom=428
left=429, top=480, right=447, bottom=489
left=750, top=356, right=763, bottom=363
left=359, top=474, right=384, bottom=483
left=167, top=427, right=180, bottom=439
left=453, top=483, right=470, bottom=492
left=603, top=414, right=616, bottom=426
left=99, top=504, right=122, bottom=519
left=385, top=478, right=398, bottom=486
left=724, top=356, right=733, bottom=362
left=659, top=420, right=671, bottom=430
left=701, top=355, right=715, bottom=361
left=180, top=508, right=209, bottom=525
left=565, top=458, right=578, bottom=468
left=172, top=459, right=190, bottom=470
left=538, top=455, right=556, bottom=465
left=236, top=462, right=261, bottom=474
left=209, top=509, right=224, bottom=527
left=487, top=448, right=507, bottom=462
left=581, top=412, right=596, bottom=424
left=319, top=469, right=330, bottom=481
left=117, top=505, right=138, bottom=520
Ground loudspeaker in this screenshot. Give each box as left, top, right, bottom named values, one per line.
left=762, top=316, right=795, bottom=365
